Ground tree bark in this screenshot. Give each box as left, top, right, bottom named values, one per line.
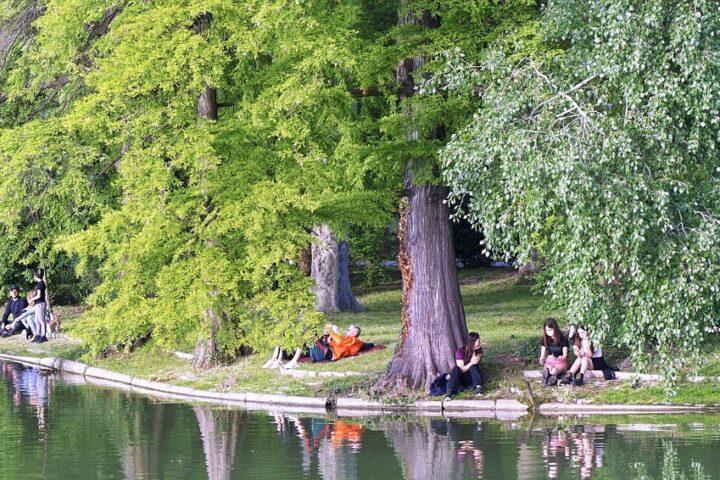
left=376, top=3, right=466, bottom=393
left=192, top=14, right=222, bottom=368
left=311, top=224, right=363, bottom=313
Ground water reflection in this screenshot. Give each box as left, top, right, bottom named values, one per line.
left=542, top=425, right=605, bottom=479
left=270, top=413, right=364, bottom=479
left=2, top=362, right=54, bottom=433
left=0, top=361, right=718, bottom=480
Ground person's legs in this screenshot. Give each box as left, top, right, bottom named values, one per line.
left=579, top=357, right=592, bottom=374
left=35, top=303, right=47, bottom=340
left=27, top=315, right=41, bottom=341
left=561, top=358, right=581, bottom=384
left=446, top=366, right=463, bottom=399
left=467, top=364, right=484, bottom=392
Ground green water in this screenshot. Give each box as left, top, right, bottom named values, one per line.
left=0, top=361, right=718, bottom=479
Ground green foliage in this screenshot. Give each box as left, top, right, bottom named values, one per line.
left=442, top=0, right=720, bottom=391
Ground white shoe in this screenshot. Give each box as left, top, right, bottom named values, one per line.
left=283, top=359, right=299, bottom=369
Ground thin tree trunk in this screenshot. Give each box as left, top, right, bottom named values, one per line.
left=376, top=3, right=466, bottom=393
left=311, top=224, right=363, bottom=313
left=192, top=13, right=222, bottom=368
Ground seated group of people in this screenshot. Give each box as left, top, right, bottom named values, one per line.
left=443, top=317, right=611, bottom=400
left=0, top=269, right=51, bottom=344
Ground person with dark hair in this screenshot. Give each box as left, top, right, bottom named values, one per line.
left=445, top=332, right=484, bottom=401
left=560, top=325, right=609, bottom=386
left=29, top=269, right=48, bottom=343
left=0, top=285, right=29, bottom=337
left=539, top=318, right=569, bottom=386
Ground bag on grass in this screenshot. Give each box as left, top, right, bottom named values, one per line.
left=429, top=373, right=449, bottom=397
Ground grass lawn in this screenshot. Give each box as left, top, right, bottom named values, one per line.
left=1, top=268, right=718, bottom=406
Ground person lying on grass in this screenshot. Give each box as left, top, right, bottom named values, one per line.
left=264, top=323, right=372, bottom=368
left=560, top=325, right=609, bottom=386
left=445, top=332, right=484, bottom=401
left=539, top=317, right=569, bottom=386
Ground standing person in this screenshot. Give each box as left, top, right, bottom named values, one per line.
left=539, top=318, right=569, bottom=386
left=1, top=285, right=28, bottom=337
left=560, top=325, right=609, bottom=386
left=30, top=269, right=48, bottom=343
left=445, top=332, right=484, bottom=401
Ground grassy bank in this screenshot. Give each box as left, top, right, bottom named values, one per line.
left=1, top=268, right=719, bottom=406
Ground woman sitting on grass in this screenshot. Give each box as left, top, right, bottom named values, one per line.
left=560, top=325, right=609, bottom=386
left=445, top=332, right=484, bottom=401
left=539, top=318, right=569, bottom=386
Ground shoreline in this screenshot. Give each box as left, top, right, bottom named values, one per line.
left=1, top=352, right=715, bottom=417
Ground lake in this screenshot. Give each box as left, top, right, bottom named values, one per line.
left=0, top=360, right=718, bottom=479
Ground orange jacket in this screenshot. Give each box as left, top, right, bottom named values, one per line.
left=328, top=331, right=364, bottom=360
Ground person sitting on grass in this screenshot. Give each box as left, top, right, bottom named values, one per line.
left=560, top=325, right=609, bottom=386
left=1, top=285, right=28, bottom=338
left=445, top=332, right=484, bottom=401
left=539, top=318, right=569, bottom=386
left=5, top=290, right=38, bottom=340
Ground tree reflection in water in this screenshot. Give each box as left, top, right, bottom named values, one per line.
left=195, top=406, right=244, bottom=480
left=385, top=418, right=484, bottom=479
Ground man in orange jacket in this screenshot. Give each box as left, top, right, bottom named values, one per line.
left=325, top=323, right=364, bottom=361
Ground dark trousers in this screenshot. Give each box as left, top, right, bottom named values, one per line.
left=446, top=364, right=483, bottom=395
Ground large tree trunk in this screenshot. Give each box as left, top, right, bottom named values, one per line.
left=311, top=224, right=363, bottom=313
left=376, top=4, right=466, bottom=393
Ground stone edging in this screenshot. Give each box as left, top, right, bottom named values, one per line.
left=0, top=353, right=526, bottom=416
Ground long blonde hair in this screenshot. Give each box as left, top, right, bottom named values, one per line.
left=26, top=289, right=36, bottom=307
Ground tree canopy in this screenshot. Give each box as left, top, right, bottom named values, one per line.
left=442, top=0, right=720, bottom=388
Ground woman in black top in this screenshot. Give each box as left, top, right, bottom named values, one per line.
left=539, top=318, right=569, bottom=386
left=29, top=269, right=47, bottom=343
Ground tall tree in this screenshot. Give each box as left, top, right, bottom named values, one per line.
left=442, top=0, right=720, bottom=389
left=376, top=0, right=539, bottom=392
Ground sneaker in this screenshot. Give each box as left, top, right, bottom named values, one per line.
left=542, top=368, right=549, bottom=385
left=474, top=386, right=483, bottom=396
left=560, top=375, right=573, bottom=385
left=38, top=336, right=48, bottom=343
left=444, top=395, right=453, bottom=402
left=30, top=335, right=41, bottom=343
left=547, top=374, right=558, bottom=386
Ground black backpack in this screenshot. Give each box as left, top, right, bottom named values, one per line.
left=429, top=373, right=449, bottom=396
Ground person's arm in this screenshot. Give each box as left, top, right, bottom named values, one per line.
left=539, top=345, right=547, bottom=365
left=1, top=302, right=10, bottom=324
left=560, top=346, right=568, bottom=360
left=31, top=289, right=42, bottom=303
left=455, top=353, right=480, bottom=373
